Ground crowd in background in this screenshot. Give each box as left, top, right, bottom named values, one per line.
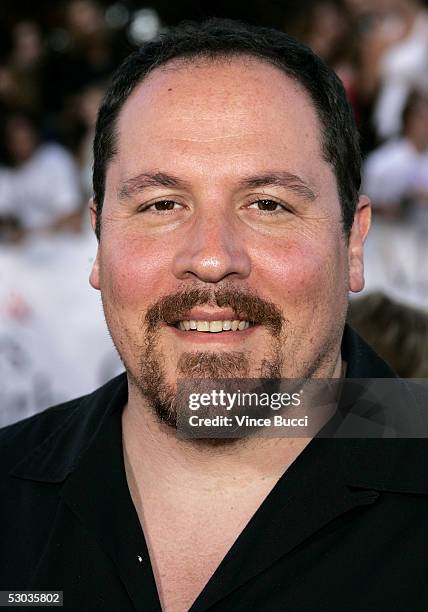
left=1, top=0, right=428, bottom=426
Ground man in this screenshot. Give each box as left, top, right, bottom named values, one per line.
left=0, top=19, right=427, bottom=612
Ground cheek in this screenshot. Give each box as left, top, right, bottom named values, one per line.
left=99, top=234, right=173, bottom=310
left=251, top=236, right=346, bottom=313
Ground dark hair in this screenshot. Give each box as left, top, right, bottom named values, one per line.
left=93, top=18, right=361, bottom=239
left=0, top=111, right=41, bottom=166
left=348, top=292, right=428, bottom=377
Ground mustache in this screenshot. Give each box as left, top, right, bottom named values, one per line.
left=145, top=286, right=284, bottom=335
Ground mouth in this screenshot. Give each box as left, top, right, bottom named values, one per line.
left=174, top=319, right=253, bottom=333
left=165, top=307, right=258, bottom=337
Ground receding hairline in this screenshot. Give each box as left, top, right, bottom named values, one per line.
left=149, top=50, right=297, bottom=74
left=131, top=52, right=316, bottom=99
left=108, top=51, right=328, bottom=170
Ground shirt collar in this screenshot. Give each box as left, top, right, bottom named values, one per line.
left=9, top=372, right=128, bottom=483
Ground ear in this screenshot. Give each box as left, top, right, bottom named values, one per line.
left=348, top=194, right=371, bottom=293
left=88, top=198, right=101, bottom=290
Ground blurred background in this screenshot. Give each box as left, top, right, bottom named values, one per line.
left=1, top=0, right=428, bottom=426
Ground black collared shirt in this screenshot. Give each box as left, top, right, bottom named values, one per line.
left=1, top=326, right=428, bottom=611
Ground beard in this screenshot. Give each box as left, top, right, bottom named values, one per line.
left=126, top=285, right=285, bottom=428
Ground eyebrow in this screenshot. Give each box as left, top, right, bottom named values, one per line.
left=118, top=170, right=317, bottom=202
left=239, top=172, right=317, bottom=202
left=118, top=172, right=189, bottom=201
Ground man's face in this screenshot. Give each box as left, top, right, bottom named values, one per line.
left=90, top=57, right=369, bottom=424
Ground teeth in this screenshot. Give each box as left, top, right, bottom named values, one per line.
left=209, top=321, right=223, bottom=332
left=196, top=321, right=209, bottom=332
left=177, top=319, right=251, bottom=332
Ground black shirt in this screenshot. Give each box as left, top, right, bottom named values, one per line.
left=1, top=326, right=427, bottom=611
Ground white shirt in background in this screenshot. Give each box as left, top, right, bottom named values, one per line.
left=0, top=143, right=81, bottom=229
left=374, top=12, right=428, bottom=140
left=363, top=137, right=428, bottom=217
left=361, top=138, right=428, bottom=309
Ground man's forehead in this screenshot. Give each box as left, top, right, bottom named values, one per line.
left=115, top=56, right=321, bottom=144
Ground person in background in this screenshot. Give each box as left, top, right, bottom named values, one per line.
left=359, top=89, right=428, bottom=306
left=284, top=0, right=359, bottom=114
left=362, top=89, right=428, bottom=221
left=349, top=291, right=428, bottom=377
left=371, top=0, right=428, bottom=140
left=0, top=112, right=83, bottom=237
left=0, top=21, right=45, bottom=115
left=76, top=82, right=105, bottom=202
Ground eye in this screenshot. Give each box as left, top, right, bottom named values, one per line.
left=248, top=199, right=289, bottom=213
left=139, top=200, right=181, bottom=212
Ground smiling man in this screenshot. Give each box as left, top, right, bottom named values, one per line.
left=1, top=19, right=428, bottom=612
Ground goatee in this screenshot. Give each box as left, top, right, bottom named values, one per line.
left=129, top=285, right=285, bottom=428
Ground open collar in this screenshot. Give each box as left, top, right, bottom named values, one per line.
left=9, top=373, right=129, bottom=483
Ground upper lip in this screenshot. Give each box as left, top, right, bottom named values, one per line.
left=173, top=308, right=248, bottom=322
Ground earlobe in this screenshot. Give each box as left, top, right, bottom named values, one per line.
left=348, top=195, right=371, bottom=294
left=89, top=251, right=101, bottom=290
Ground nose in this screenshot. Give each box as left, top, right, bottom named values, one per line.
left=172, top=210, right=251, bottom=283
